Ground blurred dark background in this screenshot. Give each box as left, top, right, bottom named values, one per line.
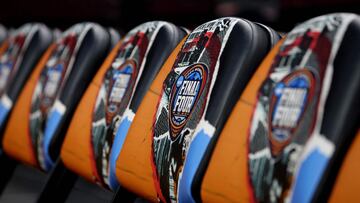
left=0, top=0, right=359, bottom=33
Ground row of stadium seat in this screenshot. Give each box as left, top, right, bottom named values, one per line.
left=0, top=12, right=358, bottom=203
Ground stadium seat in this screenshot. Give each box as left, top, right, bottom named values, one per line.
left=0, top=23, right=53, bottom=136
left=3, top=22, right=119, bottom=173
left=0, top=23, right=53, bottom=194
left=0, top=24, right=118, bottom=202
left=113, top=17, right=280, bottom=202
left=60, top=20, right=186, bottom=197
left=201, top=13, right=360, bottom=203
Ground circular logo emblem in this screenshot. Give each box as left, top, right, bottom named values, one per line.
left=39, top=35, right=77, bottom=114
left=169, top=63, right=208, bottom=140
left=268, top=69, right=315, bottom=156
left=105, top=59, right=137, bottom=125
left=0, top=34, right=25, bottom=94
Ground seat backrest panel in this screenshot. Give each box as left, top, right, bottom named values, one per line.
left=115, top=17, right=280, bottom=202
left=201, top=13, right=360, bottom=203
left=61, top=21, right=187, bottom=190
left=3, top=23, right=117, bottom=171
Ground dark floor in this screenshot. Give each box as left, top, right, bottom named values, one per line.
left=0, top=164, right=113, bottom=203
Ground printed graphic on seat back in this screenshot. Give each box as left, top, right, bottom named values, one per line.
left=150, top=34, right=213, bottom=202
left=3, top=23, right=118, bottom=172
left=61, top=21, right=186, bottom=190
left=0, top=32, right=26, bottom=97
left=201, top=13, right=360, bottom=203
left=0, top=23, right=53, bottom=132
left=115, top=17, right=280, bottom=202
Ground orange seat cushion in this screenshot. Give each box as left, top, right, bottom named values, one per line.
left=3, top=44, right=56, bottom=168
left=115, top=38, right=186, bottom=202
left=60, top=41, right=122, bottom=183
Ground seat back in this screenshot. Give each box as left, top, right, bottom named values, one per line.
left=3, top=23, right=119, bottom=171
left=60, top=21, right=187, bottom=190
left=0, top=23, right=53, bottom=133
left=115, top=17, right=280, bottom=202
left=201, top=13, right=360, bottom=203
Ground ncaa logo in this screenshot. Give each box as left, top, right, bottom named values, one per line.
left=268, top=69, right=315, bottom=156
left=106, top=59, right=136, bottom=124
left=169, top=63, right=208, bottom=140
